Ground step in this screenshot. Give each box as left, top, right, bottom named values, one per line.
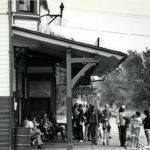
left=0, top=120, right=9, bottom=124
left=0, top=115, right=9, bottom=120
left=0, top=147, right=9, bottom=150
left=0, top=142, right=9, bottom=147
left=0, top=135, right=9, bottom=139
left=0, top=101, right=9, bottom=106
left=0, top=129, right=9, bottom=135
left=0, top=112, right=9, bottom=115
left=0, top=125, right=9, bottom=129
left=0, top=96, right=10, bottom=101
left=0, top=107, right=10, bottom=112
left=0, top=138, right=9, bottom=142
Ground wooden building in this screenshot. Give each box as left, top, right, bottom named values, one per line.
left=0, top=0, right=127, bottom=149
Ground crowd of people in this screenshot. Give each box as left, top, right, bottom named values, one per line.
left=72, top=103, right=112, bottom=145
left=116, top=105, right=150, bottom=150
left=23, top=102, right=150, bottom=149
left=72, top=102, right=150, bottom=150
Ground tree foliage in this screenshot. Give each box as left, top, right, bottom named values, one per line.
left=95, top=49, right=150, bottom=110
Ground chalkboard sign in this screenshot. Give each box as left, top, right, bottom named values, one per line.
left=29, top=81, right=51, bottom=97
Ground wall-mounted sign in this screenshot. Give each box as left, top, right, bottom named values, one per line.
left=29, top=81, right=51, bottom=97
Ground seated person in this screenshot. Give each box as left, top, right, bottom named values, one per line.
left=49, top=112, right=66, bottom=141
left=40, top=113, right=55, bottom=140
left=23, top=115, right=43, bottom=149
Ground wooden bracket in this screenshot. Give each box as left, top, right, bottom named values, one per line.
left=72, top=63, right=96, bottom=88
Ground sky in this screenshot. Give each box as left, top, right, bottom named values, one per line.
left=46, top=0, right=150, bottom=53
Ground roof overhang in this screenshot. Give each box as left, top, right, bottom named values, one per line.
left=12, top=26, right=127, bottom=83
left=12, top=26, right=126, bottom=59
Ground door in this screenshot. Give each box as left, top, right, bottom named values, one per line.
left=28, top=74, right=51, bottom=118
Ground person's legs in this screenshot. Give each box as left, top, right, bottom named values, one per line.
left=84, top=125, right=87, bottom=141
left=145, top=129, right=150, bottom=146
left=80, top=125, right=83, bottom=141
left=77, top=124, right=83, bottom=141
left=31, top=130, right=43, bottom=149
left=76, top=124, right=80, bottom=141
left=120, top=125, right=126, bottom=147
left=90, top=124, right=95, bottom=144
left=118, top=126, right=121, bottom=145
left=88, top=124, right=91, bottom=140
left=55, top=124, right=65, bottom=141
left=103, top=129, right=106, bottom=145
left=94, top=125, right=98, bottom=145
left=106, top=132, right=110, bottom=145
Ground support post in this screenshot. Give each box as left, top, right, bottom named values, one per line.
left=66, top=50, right=73, bottom=150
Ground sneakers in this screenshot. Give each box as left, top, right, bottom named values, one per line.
left=79, top=140, right=83, bottom=142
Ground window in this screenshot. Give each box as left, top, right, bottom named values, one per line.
left=17, top=0, right=37, bottom=14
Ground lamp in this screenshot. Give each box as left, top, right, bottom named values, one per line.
left=40, top=2, right=64, bottom=25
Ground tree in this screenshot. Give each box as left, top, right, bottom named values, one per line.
left=95, top=49, right=150, bottom=110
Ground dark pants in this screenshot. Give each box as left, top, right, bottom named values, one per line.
left=90, top=123, right=97, bottom=144
left=76, top=124, right=83, bottom=141
left=120, top=125, right=126, bottom=147
left=54, top=124, right=65, bottom=140
left=118, top=126, right=121, bottom=141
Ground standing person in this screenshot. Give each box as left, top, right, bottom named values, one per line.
left=89, top=105, right=100, bottom=145
left=76, top=104, right=84, bottom=142
left=72, top=103, right=79, bottom=140
left=135, top=111, right=142, bottom=142
left=102, top=104, right=112, bottom=138
left=116, top=108, right=122, bottom=142
left=142, top=110, right=150, bottom=149
left=119, top=105, right=126, bottom=148
left=87, top=104, right=93, bottom=141
left=84, top=104, right=90, bottom=141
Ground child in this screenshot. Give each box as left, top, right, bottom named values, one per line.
left=125, top=115, right=140, bottom=150
left=102, top=118, right=111, bottom=145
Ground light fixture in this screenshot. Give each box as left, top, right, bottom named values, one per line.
left=40, top=2, right=64, bottom=25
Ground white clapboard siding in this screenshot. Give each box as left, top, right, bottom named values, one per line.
left=0, top=1, right=11, bottom=150
left=15, top=19, right=38, bottom=31
left=0, top=55, right=8, bottom=60
left=0, top=51, right=9, bottom=55
left=0, top=0, right=8, bottom=13
left=0, top=12, right=9, bottom=97
left=0, top=74, right=9, bottom=80
left=0, top=78, right=10, bottom=83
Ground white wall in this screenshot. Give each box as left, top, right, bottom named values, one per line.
left=14, top=18, right=38, bottom=31
left=0, top=0, right=10, bottom=96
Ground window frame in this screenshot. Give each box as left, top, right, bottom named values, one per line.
left=16, top=0, right=37, bottom=15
